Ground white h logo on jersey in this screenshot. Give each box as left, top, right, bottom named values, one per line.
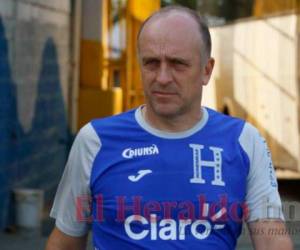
left=189, top=144, right=225, bottom=186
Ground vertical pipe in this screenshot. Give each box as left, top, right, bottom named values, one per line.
left=69, top=0, right=82, bottom=133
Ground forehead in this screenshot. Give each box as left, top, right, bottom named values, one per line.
left=139, top=13, right=202, bottom=58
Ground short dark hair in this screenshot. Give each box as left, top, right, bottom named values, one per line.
left=137, top=5, right=212, bottom=59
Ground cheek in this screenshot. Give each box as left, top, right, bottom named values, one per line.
left=179, top=79, right=203, bottom=99
left=141, top=73, right=154, bottom=93
left=141, top=69, right=156, bottom=82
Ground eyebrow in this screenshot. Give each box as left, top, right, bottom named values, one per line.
left=141, top=56, right=191, bottom=64
left=141, top=57, right=159, bottom=62
left=168, top=57, right=190, bottom=65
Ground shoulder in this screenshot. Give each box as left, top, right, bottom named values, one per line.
left=73, top=123, right=101, bottom=155
left=90, top=109, right=136, bottom=132
left=204, top=107, right=246, bottom=138
left=204, top=107, right=262, bottom=162
left=205, top=106, right=245, bottom=125
left=238, top=122, right=263, bottom=157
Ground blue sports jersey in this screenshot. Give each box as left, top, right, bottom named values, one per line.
left=50, top=106, right=283, bottom=250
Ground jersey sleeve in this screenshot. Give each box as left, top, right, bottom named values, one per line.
left=239, top=122, right=284, bottom=222
left=50, top=123, right=101, bottom=236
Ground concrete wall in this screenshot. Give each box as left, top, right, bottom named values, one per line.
left=0, top=0, right=71, bottom=229
left=203, top=13, right=300, bottom=174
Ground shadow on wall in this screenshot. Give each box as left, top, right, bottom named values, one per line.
left=0, top=15, right=20, bottom=230
left=0, top=16, right=70, bottom=229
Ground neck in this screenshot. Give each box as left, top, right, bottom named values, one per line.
left=142, top=105, right=203, bottom=133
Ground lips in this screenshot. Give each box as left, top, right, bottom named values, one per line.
left=152, top=91, right=177, bottom=97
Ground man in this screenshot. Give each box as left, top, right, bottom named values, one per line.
left=46, top=6, right=293, bottom=250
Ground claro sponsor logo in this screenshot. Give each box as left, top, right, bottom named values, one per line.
left=124, top=214, right=225, bottom=240
left=122, top=144, right=159, bottom=159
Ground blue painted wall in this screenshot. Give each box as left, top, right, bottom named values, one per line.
left=0, top=16, right=20, bottom=229
left=0, top=16, right=70, bottom=229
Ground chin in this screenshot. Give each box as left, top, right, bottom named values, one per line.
left=151, top=103, right=182, bottom=118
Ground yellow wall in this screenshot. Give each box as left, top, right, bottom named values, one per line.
left=78, top=0, right=124, bottom=129
left=78, top=0, right=160, bottom=128
left=78, top=87, right=123, bottom=128
left=253, top=0, right=299, bottom=16
left=129, top=0, right=160, bottom=21
left=80, top=40, right=102, bottom=87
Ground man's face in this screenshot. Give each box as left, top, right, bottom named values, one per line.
left=138, top=13, right=214, bottom=119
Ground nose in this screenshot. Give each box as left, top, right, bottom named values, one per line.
left=156, top=63, right=172, bottom=85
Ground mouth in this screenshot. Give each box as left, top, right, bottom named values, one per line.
left=152, top=91, right=177, bottom=98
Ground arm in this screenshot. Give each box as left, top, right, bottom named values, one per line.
left=239, top=123, right=293, bottom=249
left=46, top=124, right=101, bottom=249
left=45, top=227, right=88, bottom=250
left=247, top=220, right=293, bottom=250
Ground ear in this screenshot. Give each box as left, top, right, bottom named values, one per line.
left=202, top=57, right=215, bottom=86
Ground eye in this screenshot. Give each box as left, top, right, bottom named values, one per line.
left=143, top=59, right=160, bottom=70
left=170, top=59, right=188, bottom=70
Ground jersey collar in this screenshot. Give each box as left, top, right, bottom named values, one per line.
left=135, top=105, right=209, bottom=139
